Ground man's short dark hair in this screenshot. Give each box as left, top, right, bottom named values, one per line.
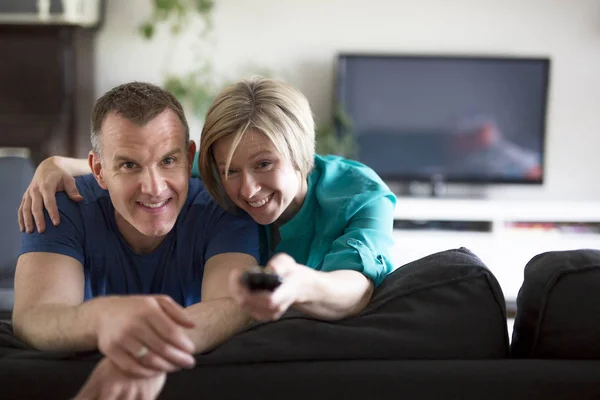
left=90, top=82, right=190, bottom=157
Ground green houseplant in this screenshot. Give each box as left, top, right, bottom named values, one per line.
left=140, top=0, right=215, bottom=39
left=139, top=0, right=357, bottom=157
left=315, top=105, right=357, bottom=158
left=139, top=0, right=218, bottom=119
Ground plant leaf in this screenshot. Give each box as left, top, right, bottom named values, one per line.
left=139, top=23, right=155, bottom=39
left=196, top=0, right=214, bottom=14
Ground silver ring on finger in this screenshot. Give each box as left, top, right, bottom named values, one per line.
left=134, top=345, right=149, bottom=359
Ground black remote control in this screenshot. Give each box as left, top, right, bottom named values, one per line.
left=241, top=266, right=283, bottom=292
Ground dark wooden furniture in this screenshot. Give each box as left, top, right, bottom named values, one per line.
left=0, top=18, right=101, bottom=164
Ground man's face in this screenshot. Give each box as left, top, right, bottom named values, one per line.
left=90, top=109, right=195, bottom=251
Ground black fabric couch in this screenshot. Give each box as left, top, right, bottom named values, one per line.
left=1, top=248, right=600, bottom=399
left=511, top=248, right=600, bottom=359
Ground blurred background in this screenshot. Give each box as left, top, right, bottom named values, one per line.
left=2, top=0, right=600, bottom=201
left=1, top=0, right=600, bottom=327
left=98, top=0, right=600, bottom=202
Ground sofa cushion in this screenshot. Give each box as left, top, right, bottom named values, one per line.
left=192, top=247, right=509, bottom=364
left=511, top=249, right=600, bottom=358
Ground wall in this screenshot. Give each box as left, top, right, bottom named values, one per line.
left=94, top=0, right=600, bottom=200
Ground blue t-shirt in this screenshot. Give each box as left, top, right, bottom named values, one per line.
left=18, top=175, right=261, bottom=307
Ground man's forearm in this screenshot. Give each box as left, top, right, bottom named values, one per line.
left=12, top=301, right=99, bottom=351
left=293, top=270, right=374, bottom=321
left=184, top=297, right=252, bottom=354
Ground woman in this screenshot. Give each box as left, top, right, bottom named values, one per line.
left=18, top=77, right=397, bottom=322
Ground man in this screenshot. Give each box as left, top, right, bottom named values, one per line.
left=12, top=82, right=260, bottom=398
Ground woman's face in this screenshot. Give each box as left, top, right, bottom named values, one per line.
left=212, top=130, right=307, bottom=226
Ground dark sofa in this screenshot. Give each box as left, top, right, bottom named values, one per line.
left=2, top=247, right=600, bottom=399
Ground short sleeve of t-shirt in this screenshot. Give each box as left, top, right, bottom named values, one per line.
left=18, top=192, right=85, bottom=265
left=190, top=153, right=259, bottom=262
left=180, top=179, right=261, bottom=265
left=203, top=208, right=261, bottom=264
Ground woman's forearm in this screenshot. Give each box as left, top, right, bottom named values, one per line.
left=293, top=269, right=374, bottom=320
left=53, top=156, right=90, bottom=176
left=184, top=298, right=252, bottom=354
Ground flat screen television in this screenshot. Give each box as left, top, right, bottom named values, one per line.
left=335, top=54, right=550, bottom=185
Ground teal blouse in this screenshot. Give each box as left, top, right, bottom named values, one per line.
left=193, top=153, right=397, bottom=287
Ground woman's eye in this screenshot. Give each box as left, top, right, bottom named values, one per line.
left=220, top=169, right=238, bottom=176
left=257, top=161, right=272, bottom=169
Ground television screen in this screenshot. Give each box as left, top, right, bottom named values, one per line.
left=335, top=54, right=550, bottom=184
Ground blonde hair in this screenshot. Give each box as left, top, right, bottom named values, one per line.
left=199, top=77, right=315, bottom=209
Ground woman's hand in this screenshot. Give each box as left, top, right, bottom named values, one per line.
left=18, top=156, right=84, bottom=233
left=73, top=357, right=167, bottom=400
left=228, top=253, right=316, bottom=321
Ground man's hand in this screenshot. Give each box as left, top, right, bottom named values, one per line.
left=229, top=253, right=315, bottom=321
left=74, top=357, right=166, bottom=400
left=18, top=156, right=84, bottom=233
left=95, top=295, right=197, bottom=377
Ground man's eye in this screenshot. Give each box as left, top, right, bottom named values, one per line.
left=163, top=157, right=175, bottom=165
left=122, top=162, right=136, bottom=169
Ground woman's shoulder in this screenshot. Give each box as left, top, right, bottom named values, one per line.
left=311, top=155, right=396, bottom=211
left=313, top=154, right=391, bottom=194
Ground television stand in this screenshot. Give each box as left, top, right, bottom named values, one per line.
left=399, top=180, right=447, bottom=198
left=405, top=175, right=447, bottom=197
left=390, top=180, right=488, bottom=199
left=390, top=198, right=600, bottom=303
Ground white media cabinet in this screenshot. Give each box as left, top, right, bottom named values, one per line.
left=390, top=198, right=600, bottom=303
